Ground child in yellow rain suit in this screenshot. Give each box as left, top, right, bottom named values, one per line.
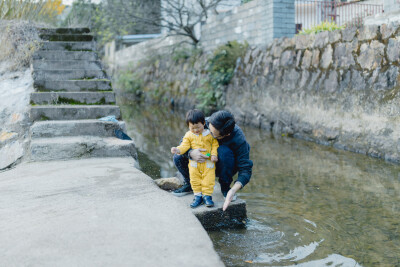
left=171, top=109, right=219, bottom=208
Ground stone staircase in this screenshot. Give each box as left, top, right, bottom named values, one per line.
left=28, top=28, right=137, bottom=162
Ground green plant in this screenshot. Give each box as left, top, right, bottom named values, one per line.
left=298, top=21, right=345, bottom=35
left=195, top=40, right=248, bottom=113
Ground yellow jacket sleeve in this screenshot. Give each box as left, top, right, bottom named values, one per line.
left=176, top=132, right=192, bottom=155
left=211, top=137, right=219, bottom=157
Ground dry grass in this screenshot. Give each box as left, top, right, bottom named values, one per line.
left=0, top=20, right=45, bottom=71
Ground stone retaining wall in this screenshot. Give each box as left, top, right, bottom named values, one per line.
left=119, top=23, right=400, bottom=163
left=227, top=23, right=400, bottom=162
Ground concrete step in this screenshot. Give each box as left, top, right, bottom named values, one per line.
left=33, top=60, right=102, bottom=71
left=39, top=28, right=90, bottom=35
left=33, top=51, right=98, bottom=61
left=30, top=120, right=125, bottom=138
left=33, top=69, right=107, bottom=81
left=30, top=92, right=116, bottom=105
left=30, top=105, right=121, bottom=121
left=40, top=34, right=93, bottom=42
left=29, top=136, right=137, bottom=161
left=39, top=42, right=95, bottom=51
left=34, top=80, right=112, bottom=92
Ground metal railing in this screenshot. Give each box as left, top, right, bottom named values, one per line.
left=295, top=0, right=384, bottom=32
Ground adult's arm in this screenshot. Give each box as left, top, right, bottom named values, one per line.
left=235, top=141, right=253, bottom=187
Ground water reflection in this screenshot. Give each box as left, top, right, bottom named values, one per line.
left=118, top=98, right=400, bottom=266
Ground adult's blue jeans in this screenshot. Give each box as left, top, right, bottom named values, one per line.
left=173, top=145, right=237, bottom=193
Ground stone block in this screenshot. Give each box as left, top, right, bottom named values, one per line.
left=324, top=70, right=338, bottom=93
left=341, top=26, right=357, bottom=42
left=351, top=70, right=366, bottom=91
left=0, top=141, right=24, bottom=170
left=381, top=22, right=399, bottom=40
left=387, top=37, right=400, bottom=62
left=282, top=69, right=300, bottom=90
left=311, top=49, right=320, bottom=68
left=295, top=50, right=302, bottom=68
left=374, top=66, right=399, bottom=91
left=339, top=70, right=351, bottom=92
left=321, top=45, right=333, bottom=69
left=357, top=41, right=385, bottom=70
left=295, top=33, right=315, bottom=50
left=313, top=31, right=329, bottom=48
left=154, top=177, right=183, bottom=191
left=357, top=25, right=378, bottom=41
left=299, top=70, right=310, bottom=89
left=301, top=50, right=312, bottom=69
left=334, top=42, right=356, bottom=68
left=280, top=50, right=296, bottom=67
left=328, top=30, right=341, bottom=43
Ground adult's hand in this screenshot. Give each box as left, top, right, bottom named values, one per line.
left=189, top=148, right=209, bottom=163
left=223, top=182, right=242, bottom=211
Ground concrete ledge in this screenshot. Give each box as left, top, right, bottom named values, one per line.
left=30, top=120, right=124, bottom=138
left=33, top=60, right=103, bottom=71
left=34, top=80, right=112, bottom=92
left=40, top=34, right=94, bottom=42
left=0, top=158, right=224, bottom=266
left=39, top=41, right=95, bottom=51
left=29, top=105, right=121, bottom=121
left=33, top=51, right=98, bottom=61
left=33, top=70, right=107, bottom=81
left=30, top=92, right=116, bottom=105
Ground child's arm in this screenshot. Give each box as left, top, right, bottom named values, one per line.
left=175, top=132, right=192, bottom=155
left=210, top=137, right=219, bottom=162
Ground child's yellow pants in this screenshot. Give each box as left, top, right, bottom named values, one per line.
left=189, top=159, right=215, bottom=196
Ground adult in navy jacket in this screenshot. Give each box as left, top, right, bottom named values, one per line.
left=173, top=110, right=253, bottom=210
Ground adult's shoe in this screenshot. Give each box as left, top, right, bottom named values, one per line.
left=172, top=183, right=193, bottom=197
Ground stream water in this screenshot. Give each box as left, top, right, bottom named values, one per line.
left=118, top=98, right=400, bottom=267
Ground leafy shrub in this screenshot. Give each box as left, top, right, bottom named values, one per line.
left=195, top=40, right=248, bottom=113
left=116, top=69, right=144, bottom=98
left=298, top=21, right=344, bottom=35
left=0, top=0, right=64, bottom=24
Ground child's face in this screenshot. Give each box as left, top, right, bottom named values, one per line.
left=188, top=122, right=204, bottom=135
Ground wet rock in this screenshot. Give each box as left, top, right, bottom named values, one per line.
left=313, top=31, right=329, bottom=48
left=387, top=37, right=400, bottom=62
left=381, top=22, right=399, bottom=40
left=334, top=43, right=355, bottom=68
left=301, top=50, right=312, bottom=69
left=341, top=26, right=357, bottom=42
left=295, top=33, right=315, bottom=50
left=311, top=49, right=320, bottom=68
left=357, top=25, right=378, bottom=41
left=321, top=45, right=333, bottom=69
left=351, top=70, right=366, bottom=91
left=154, top=177, right=183, bottom=191
left=280, top=50, right=296, bottom=67
left=324, top=70, right=338, bottom=93
left=357, top=41, right=385, bottom=70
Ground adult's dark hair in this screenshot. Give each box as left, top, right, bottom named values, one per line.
left=209, top=110, right=236, bottom=136
left=186, top=109, right=205, bottom=126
